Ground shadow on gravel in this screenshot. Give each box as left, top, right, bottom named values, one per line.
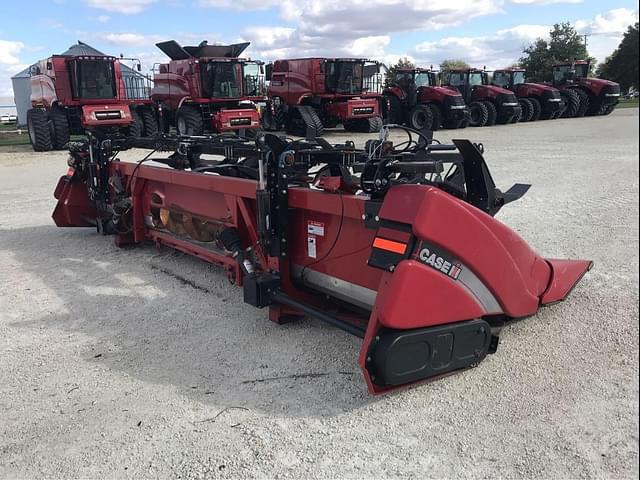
left=1, top=225, right=375, bottom=418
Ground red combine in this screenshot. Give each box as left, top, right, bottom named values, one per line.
left=262, top=58, right=384, bottom=137
left=151, top=40, right=265, bottom=135
left=51, top=127, right=592, bottom=394
left=550, top=60, right=621, bottom=117
left=492, top=68, right=563, bottom=121
left=382, top=67, right=470, bottom=130
left=441, top=68, right=522, bottom=127
left=27, top=42, right=155, bottom=152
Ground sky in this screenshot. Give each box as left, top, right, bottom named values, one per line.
left=0, top=0, right=638, bottom=96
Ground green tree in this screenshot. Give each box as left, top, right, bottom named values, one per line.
left=597, top=22, right=639, bottom=91
left=520, top=22, right=589, bottom=82
left=384, top=57, right=415, bottom=86
left=439, top=59, right=470, bottom=71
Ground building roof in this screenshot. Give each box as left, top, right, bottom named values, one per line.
left=11, top=41, right=146, bottom=79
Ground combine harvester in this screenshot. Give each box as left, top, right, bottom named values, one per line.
left=262, top=58, right=384, bottom=137
left=381, top=67, right=470, bottom=130
left=27, top=41, right=155, bottom=151
left=151, top=40, right=266, bottom=136
left=52, top=127, right=591, bottom=393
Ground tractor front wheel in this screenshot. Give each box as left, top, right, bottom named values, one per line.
left=518, top=98, right=534, bottom=122
left=27, top=109, right=53, bottom=152
left=408, top=105, right=433, bottom=131
left=427, top=104, right=442, bottom=131
left=528, top=97, right=542, bottom=121
left=176, top=105, right=204, bottom=136
left=468, top=102, right=488, bottom=127
left=560, top=89, right=580, bottom=118
left=482, top=101, right=497, bottom=126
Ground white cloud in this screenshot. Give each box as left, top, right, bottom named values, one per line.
left=0, top=40, right=25, bottom=65
left=97, top=15, right=111, bottom=22
left=509, top=0, right=581, bottom=4
left=84, top=0, right=156, bottom=14
left=0, top=40, right=27, bottom=96
left=575, top=8, right=638, bottom=35
left=198, top=0, right=278, bottom=10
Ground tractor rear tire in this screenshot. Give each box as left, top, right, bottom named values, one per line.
left=468, top=101, right=488, bottom=127
left=176, top=105, right=204, bottom=136
left=140, top=108, right=159, bottom=137
left=49, top=106, right=70, bottom=150
left=575, top=89, right=590, bottom=117
left=427, top=104, right=442, bottom=131
left=518, top=98, right=534, bottom=122
left=560, top=89, right=580, bottom=118
left=483, top=101, right=497, bottom=126
left=529, top=97, right=542, bottom=121
left=27, top=109, right=53, bottom=152
left=408, top=105, right=433, bottom=131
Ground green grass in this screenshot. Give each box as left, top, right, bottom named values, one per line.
left=617, top=97, right=639, bottom=108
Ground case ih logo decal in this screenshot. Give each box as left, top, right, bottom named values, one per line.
left=417, top=244, right=462, bottom=280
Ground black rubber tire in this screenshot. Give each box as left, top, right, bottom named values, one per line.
left=483, top=101, right=497, bottom=126
left=529, top=97, right=542, bottom=121
left=49, top=106, right=70, bottom=150
left=427, top=104, right=442, bottom=131
left=468, top=101, right=488, bottom=127
left=518, top=98, right=534, bottom=122
left=307, top=106, right=325, bottom=137
left=139, top=108, right=158, bottom=137
left=408, top=104, right=433, bottom=131
left=511, top=107, right=522, bottom=123
left=383, top=94, right=403, bottom=124
left=176, top=105, right=204, bottom=135
left=367, top=116, right=383, bottom=132
left=575, top=89, right=590, bottom=117
left=560, top=89, right=580, bottom=118
left=602, top=104, right=616, bottom=115
left=27, top=109, right=53, bottom=152
left=127, top=110, right=144, bottom=137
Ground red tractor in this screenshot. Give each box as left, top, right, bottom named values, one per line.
left=28, top=46, right=155, bottom=152
left=441, top=68, right=521, bottom=127
left=550, top=60, right=621, bottom=117
left=262, top=58, right=384, bottom=137
left=151, top=40, right=266, bottom=136
left=381, top=68, right=470, bottom=130
left=492, top=68, right=563, bottom=121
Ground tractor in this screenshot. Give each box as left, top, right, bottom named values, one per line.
left=27, top=44, right=155, bottom=152
left=151, top=40, right=266, bottom=136
left=381, top=68, right=470, bottom=130
left=492, top=68, right=563, bottom=122
left=262, top=58, right=384, bottom=137
left=550, top=60, right=621, bottom=117
left=441, top=68, right=521, bottom=127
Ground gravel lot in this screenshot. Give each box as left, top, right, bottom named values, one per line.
left=1, top=110, right=638, bottom=479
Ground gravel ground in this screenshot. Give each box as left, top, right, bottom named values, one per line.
left=1, top=110, right=638, bottom=479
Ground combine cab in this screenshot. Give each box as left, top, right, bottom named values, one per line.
left=151, top=40, right=266, bottom=135
left=27, top=42, right=155, bottom=152
left=262, top=58, right=384, bottom=137
left=382, top=68, right=470, bottom=130
left=550, top=60, right=621, bottom=117
left=492, top=68, right=563, bottom=121
left=442, top=68, right=521, bottom=127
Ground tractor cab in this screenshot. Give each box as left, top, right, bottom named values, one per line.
left=492, top=69, right=526, bottom=90
left=392, top=68, right=436, bottom=90
left=442, top=68, right=490, bottom=102
left=552, top=61, right=590, bottom=85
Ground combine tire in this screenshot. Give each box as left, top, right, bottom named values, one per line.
left=127, top=110, right=144, bottom=137
left=27, top=109, right=53, bottom=152
left=427, top=104, right=442, bottom=131
left=468, top=101, right=488, bottom=127
left=483, top=101, right=497, bottom=126
left=408, top=105, right=433, bottom=131
left=49, top=106, right=70, bottom=150
left=518, top=98, right=534, bottom=122
left=560, top=90, right=580, bottom=118
left=176, top=105, right=204, bottom=135
left=285, top=105, right=324, bottom=137
left=367, top=116, right=383, bottom=132
left=140, top=108, right=159, bottom=137
left=528, top=97, right=542, bottom=121
left=575, top=90, right=590, bottom=117
left=344, top=116, right=382, bottom=133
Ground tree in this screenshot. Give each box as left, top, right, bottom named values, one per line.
left=439, top=59, right=470, bottom=71
left=384, top=57, right=415, bottom=86
left=519, top=23, right=589, bottom=82
left=597, top=22, right=639, bottom=91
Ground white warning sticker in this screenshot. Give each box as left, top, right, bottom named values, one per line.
left=307, top=221, right=325, bottom=237
left=307, top=235, right=317, bottom=259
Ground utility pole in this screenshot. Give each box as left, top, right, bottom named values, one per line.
left=581, top=34, right=591, bottom=50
